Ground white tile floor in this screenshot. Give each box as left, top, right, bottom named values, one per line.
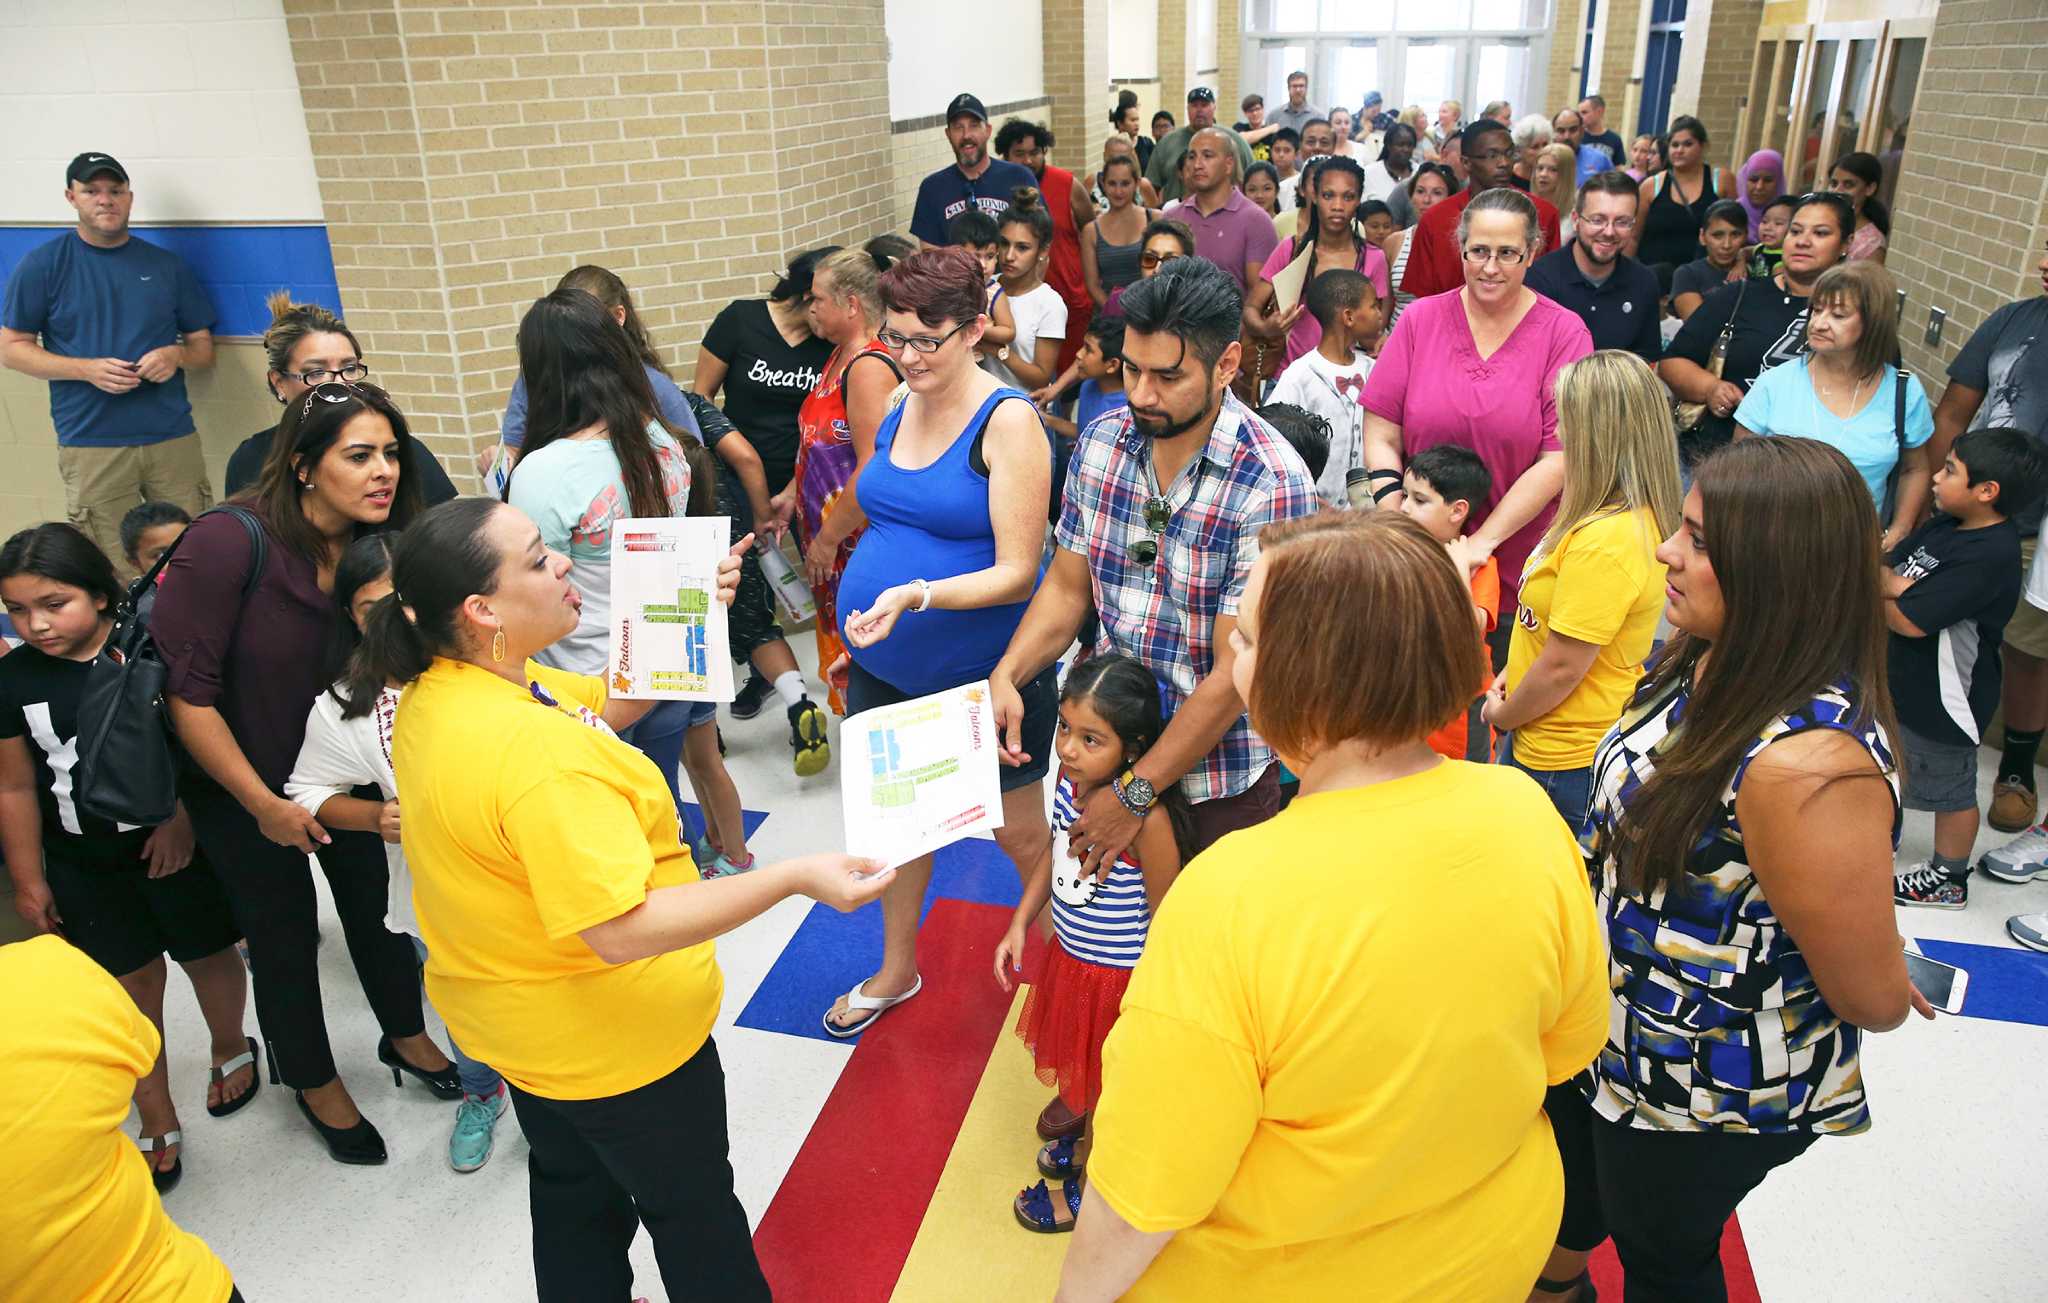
left=139, top=658, right=2048, bottom=1301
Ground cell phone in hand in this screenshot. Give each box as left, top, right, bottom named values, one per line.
left=1903, top=949, right=1967, bottom=1015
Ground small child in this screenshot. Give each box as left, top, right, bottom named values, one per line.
left=1887, top=428, right=2048, bottom=908
left=119, top=501, right=191, bottom=574
left=1747, top=195, right=1795, bottom=280
left=1400, top=445, right=1500, bottom=763
left=1038, top=315, right=1128, bottom=524
left=1257, top=401, right=1332, bottom=487
left=1358, top=198, right=1397, bottom=248
left=947, top=209, right=1017, bottom=350
left=1266, top=268, right=1380, bottom=508
left=995, top=654, right=1189, bottom=1235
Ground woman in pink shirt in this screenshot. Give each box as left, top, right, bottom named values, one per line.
left=1361, top=187, right=1592, bottom=650
left=1243, top=156, right=1391, bottom=374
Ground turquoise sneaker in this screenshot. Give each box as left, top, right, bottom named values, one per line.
left=703, top=851, right=757, bottom=880
left=449, top=1082, right=507, bottom=1174
left=690, top=836, right=717, bottom=868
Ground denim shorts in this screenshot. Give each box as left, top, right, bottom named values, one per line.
left=845, top=659, right=1057, bottom=793
left=1499, top=733, right=1595, bottom=837
left=1899, top=723, right=1979, bottom=813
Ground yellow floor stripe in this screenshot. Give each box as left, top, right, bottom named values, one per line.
left=891, top=988, right=1070, bottom=1301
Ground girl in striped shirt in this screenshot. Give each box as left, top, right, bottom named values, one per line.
left=995, top=654, right=1192, bottom=1233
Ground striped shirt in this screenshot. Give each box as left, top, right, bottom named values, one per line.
left=1050, top=776, right=1151, bottom=969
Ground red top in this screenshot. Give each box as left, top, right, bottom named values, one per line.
left=1039, top=165, right=1091, bottom=315
left=1398, top=188, right=1563, bottom=301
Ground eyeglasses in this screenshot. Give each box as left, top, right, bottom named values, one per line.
left=1125, top=496, right=1171, bottom=568
left=285, top=361, right=370, bottom=387
left=1577, top=215, right=1636, bottom=233
left=1462, top=245, right=1527, bottom=266
left=878, top=320, right=973, bottom=354
left=1139, top=250, right=1184, bottom=270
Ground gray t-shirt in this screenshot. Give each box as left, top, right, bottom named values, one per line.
left=1951, top=296, right=2048, bottom=535
left=1270, top=104, right=1324, bottom=133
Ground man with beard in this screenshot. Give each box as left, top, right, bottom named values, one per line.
left=1400, top=119, right=1561, bottom=299
left=909, top=93, right=1038, bottom=246
left=1524, top=171, right=1661, bottom=362
left=990, top=256, right=1316, bottom=880
left=1271, top=71, right=1322, bottom=134
left=996, top=118, right=1098, bottom=372
left=1147, top=86, right=1255, bottom=205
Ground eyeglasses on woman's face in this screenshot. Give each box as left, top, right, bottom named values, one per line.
left=877, top=319, right=972, bottom=354
left=284, top=360, right=369, bottom=387
left=1461, top=244, right=1527, bottom=266
left=1125, top=495, right=1172, bottom=568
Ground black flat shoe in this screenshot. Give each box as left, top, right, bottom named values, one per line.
left=294, top=1091, right=387, bottom=1166
left=377, top=1035, right=461, bottom=1099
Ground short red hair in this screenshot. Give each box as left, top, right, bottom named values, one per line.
left=878, top=246, right=986, bottom=328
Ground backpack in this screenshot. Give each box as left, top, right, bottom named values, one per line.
left=72, top=505, right=268, bottom=826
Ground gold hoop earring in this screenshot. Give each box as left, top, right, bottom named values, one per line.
left=491, top=630, right=506, bottom=663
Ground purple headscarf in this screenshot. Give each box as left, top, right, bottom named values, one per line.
left=1738, top=149, right=1784, bottom=241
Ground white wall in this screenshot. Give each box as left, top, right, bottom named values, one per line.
left=0, top=0, right=322, bottom=225
left=885, top=0, right=1048, bottom=120
left=1109, top=0, right=1160, bottom=81
left=1192, top=0, right=1218, bottom=73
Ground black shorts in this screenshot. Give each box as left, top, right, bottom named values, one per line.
left=845, top=659, right=1058, bottom=793
left=43, top=831, right=242, bottom=977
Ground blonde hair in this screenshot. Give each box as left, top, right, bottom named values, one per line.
left=817, top=247, right=884, bottom=321
left=1533, top=142, right=1579, bottom=213
left=1534, top=350, right=1683, bottom=564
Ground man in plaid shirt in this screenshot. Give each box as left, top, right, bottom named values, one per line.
left=992, top=257, right=1318, bottom=869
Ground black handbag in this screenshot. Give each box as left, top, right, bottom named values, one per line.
left=72, top=505, right=267, bottom=826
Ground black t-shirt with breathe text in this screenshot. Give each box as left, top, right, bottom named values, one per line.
left=1666, top=276, right=1810, bottom=462
left=700, top=299, right=833, bottom=491
left=0, top=643, right=143, bottom=847
left=1886, top=514, right=2022, bottom=748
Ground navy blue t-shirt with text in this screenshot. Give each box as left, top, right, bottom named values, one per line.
left=1, top=232, right=216, bottom=447
left=909, top=159, right=1040, bottom=245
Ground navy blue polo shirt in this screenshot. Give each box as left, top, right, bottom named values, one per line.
left=1524, top=245, right=1663, bottom=364
left=1, top=232, right=215, bottom=447
left=909, top=159, right=1040, bottom=245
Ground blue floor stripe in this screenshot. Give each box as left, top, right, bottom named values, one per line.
left=1915, top=937, right=2048, bottom=1027
left=737, top=837, right=1024, bottom=1043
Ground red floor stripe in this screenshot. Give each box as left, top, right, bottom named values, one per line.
left=754, top=899, right=1019, bottom=1303
left=1588, top=1216, right=1761, bottom=1302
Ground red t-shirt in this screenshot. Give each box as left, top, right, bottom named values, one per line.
left=1399, top=188, right=1563, bottom=300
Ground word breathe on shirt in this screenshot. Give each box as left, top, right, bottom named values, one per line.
left=748, top=358, right=823, bottom=391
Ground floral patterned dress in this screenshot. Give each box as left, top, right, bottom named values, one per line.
left=792, top=338, right=900, bottom=713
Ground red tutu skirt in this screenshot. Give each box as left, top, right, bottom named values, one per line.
left=1015, top=935, right=1132, bottom=1115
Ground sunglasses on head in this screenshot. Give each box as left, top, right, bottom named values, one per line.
left=297, top=378, right=378, bottom=422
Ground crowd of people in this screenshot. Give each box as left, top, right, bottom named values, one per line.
left=0, top=68, right=2043, bottom=1301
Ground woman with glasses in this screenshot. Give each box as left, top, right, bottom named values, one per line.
left=223, top=293, right=456, bottom=503
left=820, top=247, right=1054, bottom=1039
left=1364, top=188, right=1594, bottom=665
left=155, top=380, right=456, bottom=1165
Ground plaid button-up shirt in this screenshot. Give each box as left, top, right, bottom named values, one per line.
left=1054, top=391, right=1318, bottom=802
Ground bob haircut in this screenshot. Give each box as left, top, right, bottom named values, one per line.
left=1247, top=511, right=1486, bottom=759
left=1810, top=259, right=1903, bottom=381
left=878, top=246, right=986, bottom=329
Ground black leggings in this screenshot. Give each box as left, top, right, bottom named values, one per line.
left=186, top=785, right=424, bottom=1089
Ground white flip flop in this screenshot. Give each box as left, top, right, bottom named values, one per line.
left=822, top=974, right=923, bottom=1039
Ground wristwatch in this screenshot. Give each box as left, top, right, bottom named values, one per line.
left=1113, top=768, right=1157, bottom=816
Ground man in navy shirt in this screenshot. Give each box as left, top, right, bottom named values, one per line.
left=909, top=94, right=1039, bottom=247
left=1524, top=170, right=1663, bottom=364
left=2, top=153, right=217, bottom=574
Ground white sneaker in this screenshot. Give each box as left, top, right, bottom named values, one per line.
left=1979, top=825, right=2048, bottom=883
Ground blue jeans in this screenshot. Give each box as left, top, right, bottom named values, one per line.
left=1498, top=733, right=1595, bottom=838
left=621, top=698, right=715, bottom=842
left=409, top=936, right=504, bottom=1098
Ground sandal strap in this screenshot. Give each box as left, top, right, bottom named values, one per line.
left=841, top=973, right=924, bottom=1014
left=210, top=1049, right=256, bottom=1082
left=1060, top=1176, right=1084, bottom=1215
left=137, top=1130, right=183, bottom=1153
left=1533, top=1270, right=1590, bottom=1295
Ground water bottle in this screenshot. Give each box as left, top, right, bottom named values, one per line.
left=1345, top=467, right=1377, bottom=511
left=755, top=539, right=817, bottom=623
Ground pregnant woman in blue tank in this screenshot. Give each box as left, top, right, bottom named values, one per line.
left=823, top=246, right=1057, bottom=1038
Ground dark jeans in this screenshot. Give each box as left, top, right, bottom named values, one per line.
left=185, top=785, right=424, bottom=1089
left=1500, top=734, right=1595, bottom=838
left=1187, top=765, right=1283, bottom=855
left=1550, top=1081, right=1818, bottom=1302
left=508, top=1038, right=769, bottom=1303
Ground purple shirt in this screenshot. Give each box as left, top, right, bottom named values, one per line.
left=1174, top=188, right=1280, bottom=293
left=1258, top=238, right=1393, bottom=370
left=154, top=509, right=349, bottom=792
left=1363, top=289, right=1594, bottom=590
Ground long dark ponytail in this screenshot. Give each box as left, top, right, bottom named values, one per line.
left=1059, top=654, right=1195, bottom=863
left=329, top=532, right=400, bottom=719
left=350, top=497, right=503, bottom=693
left=1291, top=155, right=1368, bottom=290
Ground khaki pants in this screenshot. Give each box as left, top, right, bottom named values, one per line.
left=56, top=433, right=214, bottom=578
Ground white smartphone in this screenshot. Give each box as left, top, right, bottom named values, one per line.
left=1903, top=949, right=1968, bottom=1015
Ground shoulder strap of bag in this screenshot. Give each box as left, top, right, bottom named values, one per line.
left=1894, top=367, right=1909, bottom=462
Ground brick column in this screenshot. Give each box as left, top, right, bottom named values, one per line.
left=1044, top=0, right=1110, bottom=180
left=1545, top=0, right=1587, bottom=117
left=1665, top=0, right=1763, bottom=171
left=283, top=0, right=891, bottom=482
left=1216, top=0, right=1240, bottom=110
left=1592, top=0, right=1643, bottom=133
left=1157, top=0, right=1191, bottom=118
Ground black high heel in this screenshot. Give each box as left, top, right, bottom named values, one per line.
left=377, top=1035, right=461, bottom=1099
left=294, top=1091, right=387, bottom=1166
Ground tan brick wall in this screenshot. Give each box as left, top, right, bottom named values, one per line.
left=1547, top=0, right=1587, bottom=117
left=1215, top=0, right=1240, bottom=110
left=1885, top=0, right=2048, bottom=388
left=1594, top=0, right=1642, bottom=132
left=1112, top=80, right=1160, bottom=126
left=1666, top=0, right=1764, bottom=173
left=1157, top=0, right=1190, bottom=115
left=1044, top=0, right=1111, bottom=189
left=282, top=0, right=893, bottom=485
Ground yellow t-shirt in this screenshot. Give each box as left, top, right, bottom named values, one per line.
left=394, top=657, right=721, bottom=1101
left=0, top=936, right=234, bottom=1303
left=1087, top=762, right=1609, bottom=1302
left=1506, top=508, right=1667, bottom=770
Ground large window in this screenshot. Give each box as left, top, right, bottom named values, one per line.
left=1244, top=0, right=1552, bottom=118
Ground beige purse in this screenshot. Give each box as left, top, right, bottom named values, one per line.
left=1673, top=277, right=1748, bottom=433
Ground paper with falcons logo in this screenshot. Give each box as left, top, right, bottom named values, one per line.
left=607, top=516, right=736, bottom=702
left=840, top=680, right=1005, bottom=870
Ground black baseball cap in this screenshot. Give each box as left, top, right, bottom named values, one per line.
left=1186, top=86, right=1216, bottom=103
left=66, top=152, right=129, bottom=186
left=946, top=93, right=988, bottom=124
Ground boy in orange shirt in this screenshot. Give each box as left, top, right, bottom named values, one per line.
left=1400, top=445, right=1498, bottom=762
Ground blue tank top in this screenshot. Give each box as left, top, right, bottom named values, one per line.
left=837, top=386, right=1047, bottom=696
